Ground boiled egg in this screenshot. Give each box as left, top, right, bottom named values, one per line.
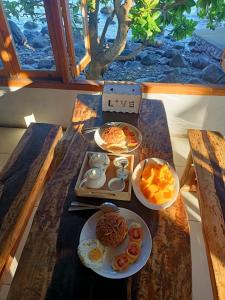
left=77, top=239, right=106, bottom=269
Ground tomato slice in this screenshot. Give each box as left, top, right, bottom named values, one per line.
left=127, top=243, right=140, bottom=256
left=117, top=254, right=129, bottom=268
left=129, top=226, right=143, bottom=242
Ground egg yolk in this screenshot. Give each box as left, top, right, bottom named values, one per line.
left=88, top=248, right=102, bottom=262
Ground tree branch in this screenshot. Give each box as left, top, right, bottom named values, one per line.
left=99, top=10, right=116, bottom=48
left=88, top=0, right=100, bottom=55
left=116, top=44, right=146, bottom=61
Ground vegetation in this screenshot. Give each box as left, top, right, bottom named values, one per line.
left=3, top=0, right=225, bottom=79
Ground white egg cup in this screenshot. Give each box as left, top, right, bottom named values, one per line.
left=89, top=153, right=110, bottom=171
left=79, top=168, right=106, bottom=189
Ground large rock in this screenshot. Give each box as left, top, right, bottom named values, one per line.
left=23, top=30, right=38, bottom=42
left=136, top=50, right=148, bottom=61
left=24, top=21, right=38, bottom=29
left=37, top=58, right=54, bottom=69
left=192, top=56, right=209, bottom=69
left=163, top=49, right=179, bottom=58
left=41, top=26, right=49, bottom=36
left=124, top=61, right=141, bottom=70
left=23, top=57, right=36, bottom=65
left=174, top=42, right=185, bottom=50
left=218, top=75, right=225, bottom=85
left=187, top=78, right=204, bottom=84
left=169, top=53, right=187, bottom=67
left=100, top=6, right=113, bottom=14
left=32, top=37, right=47, bottom=48
left=158, top=57, right=169, bottom=65
left=202, top=64, right=225, bottom=83
left=141, top=54, right=156, bottom=65
left=120, top=49, right=133, bottom=56
left=8, top=20, right=26, bottom=45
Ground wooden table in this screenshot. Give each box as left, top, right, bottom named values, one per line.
left=7, top=96, right=191, bottom=300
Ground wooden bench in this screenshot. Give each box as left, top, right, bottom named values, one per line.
left=0, top=123, right=62, bottom=276
left=181, top=129, right=225, bottom=300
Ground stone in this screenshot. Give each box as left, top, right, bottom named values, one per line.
left=37, top=58, right=54, bottom=69
left=100, top=6, right=113, bottom=14
left=190, top=46, right=202, bottom=53
left=24, top=57, right=36, bottom=65
left=32, top=37, right=47, bottom=48
left=188, top=40, right=196, bottom=46
left=120, top=49, right=133, bottom=56
left=135, top=77, right=152, bottom=83
left=124, top=61, right=141, bottom=69
left=187, top=78, right=204, bottom=84
left=163, top=49, right=179, bottom=58
left=23, top=30, right=38, bottom=42
left=8, top=20, right=26, bottom=45
left=136, top=51, right=148, bottom=61
left=169, top=53, right=187, bottom=67
left=41, top=26, right=49, bottom=36
left=158, top=57, right=169, bottom=65
left=218, top=75, right=225, bottom=85
left=174, top=42, right=185, bottom=50
left=24, top=21, right=38, bottom=29
left=192, top=56, right=209, bottom=69
left=202, top=64, right=225, bottom=83
left=141, top=54, right=156, bottom=65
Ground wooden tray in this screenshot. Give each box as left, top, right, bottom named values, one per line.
left=75, top=151, right=134, bottom=201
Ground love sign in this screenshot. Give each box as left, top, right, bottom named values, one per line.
left=102, top=83, right=142, bottom=113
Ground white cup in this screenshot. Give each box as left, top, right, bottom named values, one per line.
left=79, top=168, right=106, bottom=189
left=89, top=153, right=110, bottom=171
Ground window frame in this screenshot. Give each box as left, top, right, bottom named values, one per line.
left=0, top=0, right=225, bottom=95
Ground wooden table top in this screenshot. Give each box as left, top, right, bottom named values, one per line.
left=7, top=96, right=191, bottom=300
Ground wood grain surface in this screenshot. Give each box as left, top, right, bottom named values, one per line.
left=8, top=96, right=191, bottom=300
left=0, top=123, right=62, bottom=275
left=188, top=129, right=225, bottom=300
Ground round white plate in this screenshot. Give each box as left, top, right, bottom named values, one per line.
left=79, top=207, right=152, bottom=279
left=132, top=158, right=179, bottom=210
left=94, top=122, right=142, bottom=153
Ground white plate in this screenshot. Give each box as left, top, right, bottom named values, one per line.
left=79, top=207, right=152, bottom=279
left=94, top=122, right=142, bottom=153
left=132, top=158, right=179, bottom=210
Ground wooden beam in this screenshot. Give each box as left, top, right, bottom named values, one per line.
left=44, top=0, right=71, bottom=83
left=0, top=2, right=20, bottom=75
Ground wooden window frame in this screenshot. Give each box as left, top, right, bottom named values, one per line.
left=0, top=1, right=225, bottom=95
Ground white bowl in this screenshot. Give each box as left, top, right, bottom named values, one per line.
left=132, top=158, right=179, bottom=210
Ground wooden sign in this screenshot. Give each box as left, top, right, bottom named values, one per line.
left=102, top=83, right=142, bottom=113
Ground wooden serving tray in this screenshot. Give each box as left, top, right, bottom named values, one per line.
left=75, top=151, right=134, bottom=201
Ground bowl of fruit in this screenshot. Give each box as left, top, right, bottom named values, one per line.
left=132, top=158, right=179, bottom=210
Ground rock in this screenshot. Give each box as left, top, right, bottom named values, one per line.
left=218, top=75, right=225, bottom=85
left=163, top=49, right=179, bottom=58
left=141, top=54, right=156, bottom=65
left=158, top=57, right=169, bottom=65
left=155, top=49, right=164, bottom=55
left=120, top=49, right=133, bottom=56
left=190, top=46, right=202, bottom=53
left=202, top=64, right=225, bottom=83
left=8, top=20, right=26, bottom=45
left=23, top=30, right=38, bottom=42
left=32, top=37, right=47, bottom=48
left=135, top=77, right=152, bottom=83
left=124, top=61, right=141, bottom=70
left=187, top=78, right=204, bottom=84
left=24, top=21, right=38, bottom=29
left=158, top=73, right=177, bottom=83
left=188, top=40, right=196, bottom=46
left=169, top=53, right=187, bottom=67
left=192, top=56, right=209, bottom=69
left=100, top=6, right=113, bottom=14
left=24, top=57, right=36, bottom=65
left=136, top=51, right=148, bottom=61
left=37, top=58, right=54, bottom=69
left=174, top=42, right=185, bottom=50
left=41, top=26, right=49, bottom=36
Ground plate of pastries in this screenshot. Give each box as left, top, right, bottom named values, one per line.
left=77, top=207, right=152, bottom=279
left=94, top=122, right=142, bottom=153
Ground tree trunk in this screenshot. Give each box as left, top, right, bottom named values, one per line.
left=86, top=0, right=133, bottom=80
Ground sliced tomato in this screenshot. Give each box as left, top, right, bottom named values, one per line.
left=129, top=226, right=143, bottom=242
left=127, top=243, right=140, bottom=256
left=112, top=253, right=129, bottom=271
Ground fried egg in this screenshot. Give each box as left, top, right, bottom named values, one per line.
left=77, top=239, right=106, bottom=269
